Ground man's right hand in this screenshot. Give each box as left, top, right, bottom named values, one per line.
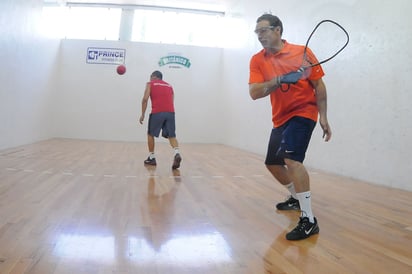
left=279, top=70, right=303, bottom=84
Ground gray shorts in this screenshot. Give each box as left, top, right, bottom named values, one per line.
left=148, top=112, right=176, bottom=138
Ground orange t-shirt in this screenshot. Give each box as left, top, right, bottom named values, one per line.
left=249, top=40, right=324, bottom=127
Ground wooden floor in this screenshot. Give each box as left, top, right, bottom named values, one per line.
left=0, top=139, right=411, bottom=274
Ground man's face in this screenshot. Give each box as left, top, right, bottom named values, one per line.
left=255, top=20, right=279, bottom=49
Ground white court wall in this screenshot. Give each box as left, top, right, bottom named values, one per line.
left=51, top=40, right=224, bottom=144
left=222, top=0, right=412, bottom=191
left=0, top=0, right=60, bottom=150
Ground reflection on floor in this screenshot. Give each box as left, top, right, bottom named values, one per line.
left=0, top=138, right=411, bottom=274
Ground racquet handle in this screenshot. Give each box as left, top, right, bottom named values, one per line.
left=279, top=70, right=303, bottom=84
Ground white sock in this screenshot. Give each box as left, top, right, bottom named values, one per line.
left=285, top=182, right=298, bottom=199
left=149, top=152, right=155, bottom=159
left=174, top=147, right=179, bottom=155
left=297, top=191, right=315, bottom=223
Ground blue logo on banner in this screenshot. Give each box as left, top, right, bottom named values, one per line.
left=86, top=47, right=126, bottom=65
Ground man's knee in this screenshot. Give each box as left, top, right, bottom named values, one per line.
left=266, top=164, right=283, bottom=174
left=284, top=158, right=306, bottom=174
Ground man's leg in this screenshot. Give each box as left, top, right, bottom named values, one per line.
left=164, top=113, right=181, bottom=169
left=265, top=127, right=299, bottom=210
left=284, top=158, right=319, bottom=240
left=148, top=134, right=155, bottom=153
left=284, top=159, right=312, bottom=219
left=168, top=137, right=178, bottom=150
left=269, top=117, right=318, bottom=240
left=169, top=137, right=181, bottom=169
left=283, top=159, right=309, bottom=193
left=144, top=134, right=157, bottom=165
left=266, top=165, right=291, bottom=186
left=267, top=164, right=299, bottom=210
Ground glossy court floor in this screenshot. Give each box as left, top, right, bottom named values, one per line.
left=0, top=139, right=411, bottom=274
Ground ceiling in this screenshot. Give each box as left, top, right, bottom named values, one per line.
left=51, top=0, right=241, bottom=13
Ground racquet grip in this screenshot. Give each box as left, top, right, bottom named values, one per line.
left=279, top=70, right=303, bottom=84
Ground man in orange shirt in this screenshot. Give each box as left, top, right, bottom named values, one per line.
left=139, top=71, right=182, bottom=170
left=249, top=14, right=331, bottom=240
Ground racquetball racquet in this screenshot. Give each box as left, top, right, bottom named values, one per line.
left=279, top=19, right=350, bottom=91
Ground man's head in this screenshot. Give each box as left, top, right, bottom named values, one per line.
left=256, top=14, right=283, bottom=35
left=255, top=14, right=283, bottom=50
left=150, top=70, right=163, bottom=80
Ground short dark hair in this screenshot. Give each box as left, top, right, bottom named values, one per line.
left=256, top=14, right=283, bottom=35
left=151, top=70, right=163, bottom=80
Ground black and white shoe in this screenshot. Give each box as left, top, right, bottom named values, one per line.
left=276, top=196, right=300, bottom=210
left=172, top=153, right=182, bottom=170
left=286, top=217, right=319, bottom=240
left=144, top=157, right=156, bottom=166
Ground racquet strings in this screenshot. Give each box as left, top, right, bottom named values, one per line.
left=301, top=19, right=350, bottom=71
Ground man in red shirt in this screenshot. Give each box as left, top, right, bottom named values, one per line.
left=249, top=14, right=331, bottom=240
left=139, top=71, right=182, bottom=169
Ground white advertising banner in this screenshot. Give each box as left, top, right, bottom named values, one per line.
left=86, top=47, right=126, bottom=65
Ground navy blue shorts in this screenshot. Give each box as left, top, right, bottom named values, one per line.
left=148, top=112, right=176, bottom=138
left=265, top=116, right=316, bottom=165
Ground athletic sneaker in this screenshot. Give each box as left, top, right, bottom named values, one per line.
left=276, top=196, right=300, bottom=210
left=144, top=157, right=156, bottom=166
left=172, top=153, right=182, bottom=169
left=286, top=217, right=319, bottom=240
